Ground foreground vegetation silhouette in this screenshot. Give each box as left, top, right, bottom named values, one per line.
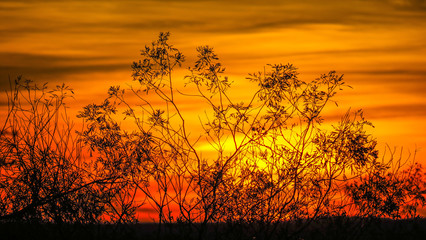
left=1, top=32, right=426, bottom=239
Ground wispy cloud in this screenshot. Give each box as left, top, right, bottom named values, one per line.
left=1, top=0, right=425, bottom=37
left=0, top=52, right=130, bottom=87
left=363, top=103, right=426, bottom=119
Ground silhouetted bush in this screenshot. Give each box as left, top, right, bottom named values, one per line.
left=78, top=32, right=426, bottom=239
left=1, top=33, right=425, bottom=240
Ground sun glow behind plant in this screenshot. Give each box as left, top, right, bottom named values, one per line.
left=1, top=2, right=426, bottom=236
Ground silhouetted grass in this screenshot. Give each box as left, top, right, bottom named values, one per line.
left=1, top=217, right=425, bottom=240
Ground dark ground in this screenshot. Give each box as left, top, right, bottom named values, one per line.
left=1, top=217, right=425, bottom=240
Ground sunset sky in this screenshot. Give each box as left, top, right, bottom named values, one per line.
left=1, top=0, right=426, bottom=164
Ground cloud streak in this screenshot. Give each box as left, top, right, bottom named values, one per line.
left=0, top=52, right=130, bottom=88
left=1, top=0, right=426, bottom=37
left=363, top=103, right=426, bottom=119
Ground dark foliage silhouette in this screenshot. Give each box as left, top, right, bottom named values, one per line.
left=0, top=77, right=105, bottom=223
left=346, top=149, right=426, bottom=219
left=78, top=32, right=426, bottom=239
left=0, top=77, right=139, bottom=226
left=1, top=32, right=425, bottom=240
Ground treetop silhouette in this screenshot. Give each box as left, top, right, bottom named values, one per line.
left=1, top=32, right=425, bottom=240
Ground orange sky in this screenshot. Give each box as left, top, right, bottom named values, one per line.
left=1, top=0, right=426, bottom=165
